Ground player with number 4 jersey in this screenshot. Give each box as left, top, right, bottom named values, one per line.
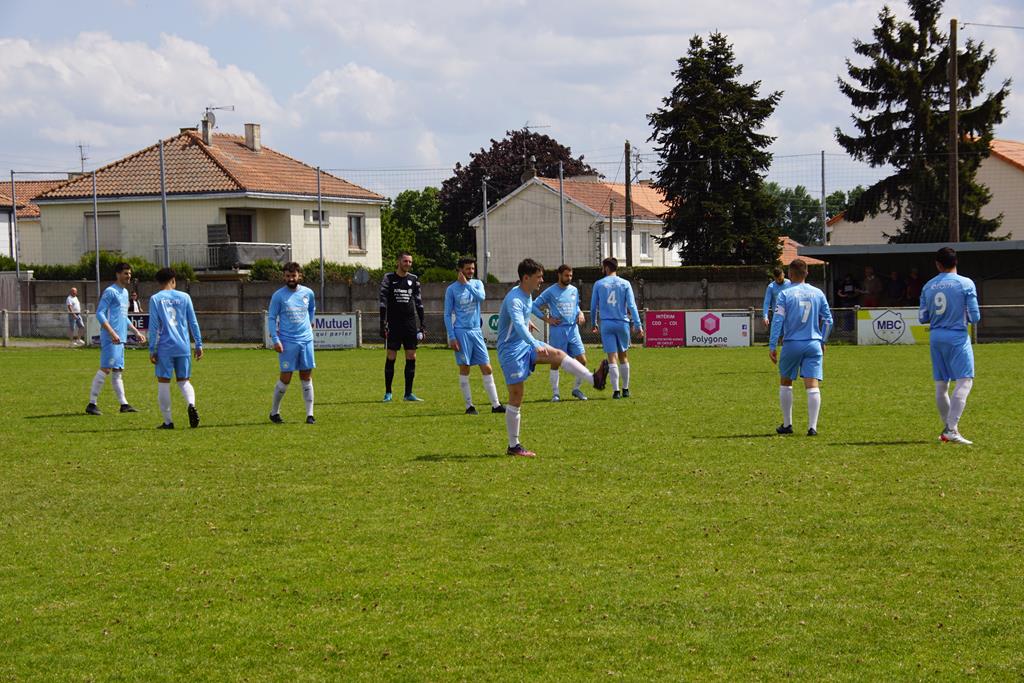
left=590, top=257, right=642, bottom=398
left=919, top=247, right=980, bottom=445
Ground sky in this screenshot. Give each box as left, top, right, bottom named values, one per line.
left=1, top=0, right=1021, bottom=196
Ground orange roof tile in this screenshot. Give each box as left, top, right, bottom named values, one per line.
left=781, top=236, right=824, bottom=265
left=990, top=139, right=1024, bottom=173
left=538, top=177, right=667, bottom=220
left=0, top=179, right=68, bottom=218
left=37, top=130, right=383, bottom=202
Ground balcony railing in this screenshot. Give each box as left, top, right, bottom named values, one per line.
left=153, top=243, right=291, bottom=270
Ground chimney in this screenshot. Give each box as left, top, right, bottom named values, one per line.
left=245, top=123, right=261, bottom=152
left=180, top=126, right=198, bottom=135
left=201, top=119, right=212, bottom=145
left=520, top=154, right=537, bottom=184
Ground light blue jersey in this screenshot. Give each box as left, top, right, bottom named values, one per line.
left=444, top=279, right=485, bottom=338
left=95, top=284, right=129, bottom=345
left=532, top=283, right=581, bottom=326
left=919, top=272, right=980, bottom=333
left=149, top=289, right=202, bottom=358
left=763, top=279, right=792, bottom=319
left=590, top=275, right=641, bottom=327
left=268, top=285, right=315, bottom=344
left=769, top=283, right=833, bottom=351
left=497, top=286, right=544, bottom=384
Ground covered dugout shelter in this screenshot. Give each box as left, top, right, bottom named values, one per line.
left=798, top=240, right=1024, bottom=342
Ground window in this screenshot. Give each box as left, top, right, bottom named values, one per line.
left=640, top=231, right=650, bottom=258
left=84, top=211, right=121, bottom=252
left=348, top=214, right=365, bottom=251
left=303, top=209, right=330, bottom=225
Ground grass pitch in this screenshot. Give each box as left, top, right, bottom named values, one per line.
left=1, top=343, right=1022, bottom=680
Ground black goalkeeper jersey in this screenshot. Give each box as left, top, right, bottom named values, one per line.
left=379, top=271, right=425, bottom=331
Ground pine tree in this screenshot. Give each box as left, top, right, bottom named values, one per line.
left=836, top=0, right=1009, bottom=242
left=647, top=32, right=782, bottom=265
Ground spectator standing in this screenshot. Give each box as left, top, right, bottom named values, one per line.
left=859, top=265, right=884, bottom=307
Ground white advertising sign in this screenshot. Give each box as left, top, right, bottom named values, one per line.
left=482, top=313, right=547, bottom=348
left=683, top=311, right=752, bottom=347
left=856, top=308, right=931, bottom=345
left=265, top=313, right=359, bottom=349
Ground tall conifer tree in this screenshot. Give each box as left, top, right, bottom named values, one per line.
left=648, top=32, right=782, bottom=265
left=836, top=0, right=1009, bottom=242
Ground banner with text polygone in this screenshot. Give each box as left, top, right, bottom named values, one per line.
left=684, top=311, right=751, bottom=347
left=856, top=308, right=931, bottom=345
left=264, top=313, right=359, bottom=349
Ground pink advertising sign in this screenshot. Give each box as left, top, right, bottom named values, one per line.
left=644, top=310, right=686, bottom=347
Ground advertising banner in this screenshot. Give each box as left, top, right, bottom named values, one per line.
left=683, top=311, right=751, bottom=347
left=482, top=313, right=547, bottom=348
left=644, top=310, right=686, bottom=348
left=87, top=313, right=148, bottom=346
left=856, top=308, right=932, bottom=345
left=264, top=313, right=359, bottom=349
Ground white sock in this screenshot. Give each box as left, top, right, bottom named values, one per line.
left=947, top=378, right=973, bottom=431
left=779, top=385, right=794, bottom=426
left=573, top=373, right=583, bottom=391
left=935, top=381, right=951, bottom=427
left=271, top=380, right=288, bottom=415
left=158, top=383, right=173, bottom=423
left=89, top=370, right=107, bottom=403
left=111, top=370, right=127, bottom=405
left=807, top=388, right=821, bottom=430
left=549, top=369, right=560, bottom=396
left=609, top=364, right=620, bottom=392
left=559, top=356, right=594, bottom=386
left=301, top=379, right=314, bottom=417
left=620, top=362, right=630, bottom=390
left=505, top=404, right=521, bottom=448
left=178, top=380, right=195, bottom=407
left=482, top=373, right=501, bottom=408
left=458, top=374, right=473, bottom=407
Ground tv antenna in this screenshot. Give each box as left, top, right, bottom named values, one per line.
left=77, top=142, right=89, bottom=173
left=202, top=105, right=235, bottom=129
left=521, top=120, right=551, bottom=157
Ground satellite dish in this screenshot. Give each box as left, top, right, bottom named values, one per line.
left=203, top=110, right=217, bottom=128
left=354, top=267, right=370, bottom=285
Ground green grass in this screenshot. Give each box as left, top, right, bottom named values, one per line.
left=1, top=344, right=1022, bottom=680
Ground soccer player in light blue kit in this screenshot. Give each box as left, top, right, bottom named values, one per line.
left=762, top=266, right=792, bottom=330
left=498, top=258, right=609, bottom=457
left=590, top=257, right=643, bottom=398
left=919, top=247, right=981, bottom=445
left=85, top=262, right=146, bottom=416
left=769, top=258, right=832, bottom=436
left=533, top=264, right=589, bottom=402
left=267, top=262, right=317, bottom=424
left=148, top=267, right=203, bottom=429
left=444, top=256, right=505, bottom=415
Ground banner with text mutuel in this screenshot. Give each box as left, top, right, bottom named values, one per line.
left=264, top=314, right=359, bottom=349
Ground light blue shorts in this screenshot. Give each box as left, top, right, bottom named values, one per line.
left=278, top=339, right=316, bottom=373
left=452, top=328, right=490, bottom=367
left=100, top=341, right=125, bottom=370
left=155, top=354, right=191, bottom=380
left=778, top=340, right=823, bottom=381
left=499, top=344, right=538, bottom=385
left=600, top=321, right=630, bottom=354
left=550, top=325, right=585, bottom=358
left=929, top=329, right=974, bottom=381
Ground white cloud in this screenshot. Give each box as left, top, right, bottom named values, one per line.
left=292, top=64, right=400, bottom=124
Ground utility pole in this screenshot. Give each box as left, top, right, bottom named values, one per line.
left=481, top=179, right=489, bottom=281
left=820, top=150, right=827, bottom=244
left=558, top=161, right=565, bottom=265
left=624, top=140, right=634, bottom=266
left=608, top=199, right=615, bottom=259
left=948, top=18, right=960, bottom=242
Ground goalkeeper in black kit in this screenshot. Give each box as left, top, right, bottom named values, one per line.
left=379, top=252, right=426, bottom=402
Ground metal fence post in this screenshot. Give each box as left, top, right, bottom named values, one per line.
left=2, top=309, right=8, bottom=347
left=356, top=310, right=363, bottom=348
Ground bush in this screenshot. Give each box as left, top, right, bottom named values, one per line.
left=419, top=266, right=455, bottom=283
left=250, top=259, right=283, bottom=282
left=303, top=260, right=357, bottom=284
left=0, top=255, right=15, bottom=271
left=170, top=262, right=196, bottom=282
left=486, top=273, right=499, bottom=284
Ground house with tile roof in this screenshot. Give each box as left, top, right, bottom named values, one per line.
left=28, top=124, right=386, bottom=269
left=826, top=139, right=1023, bottom=245
left=1, top=179, right=67, bottom=260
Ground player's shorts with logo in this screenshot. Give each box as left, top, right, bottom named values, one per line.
left=549, top=325, right=585, bottom=358
left=778, top=339, right=823, bottom=381
left=154, top=354, right=192, bottom=379
left=929, top=328, right=974, bottom=381
left=386, top=325, right=419, bottom=351
left=600, top=320, right=631, bottom=353
left=452, top=327, right=490, bottom=366
left=498, top=343, right=538, bottom=385
left=100, top=340, right=125, bottom=369
left=278, top=339, right=316, bottom=372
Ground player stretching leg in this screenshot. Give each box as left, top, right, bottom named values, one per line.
left=86, top=262, right=146, bottom=415
left=267, top=262, right=317, bottom=424
left=443, top=257, right=505, bottom=415
left=148, top=267, right=203, bottom=429
left=768, top=258, right=833, bottom=436
left=590, top=258, right=643, bottom=399
left=919, top=247, right=980, bottom=445
left=533, top=264, right=589, bottom=401
left=498, top=259, right=609, bottom=457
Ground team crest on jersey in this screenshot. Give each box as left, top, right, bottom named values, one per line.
left=407, top=279, right=412, bottom=287
left=302, top=296, right=309, bottom=305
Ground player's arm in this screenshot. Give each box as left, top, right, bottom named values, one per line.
left=378, top=275, right=391, bottom=336
left=511, top=298, right=543, bottom=348
left=769, top=292, right=787, bottom=353
left=443, top=286, right=456, bottom=341
left=148, top=302, right=161, bottom=358
left=307, top=288, right=316, bottom=320
left=469, top=279, right=486, bottom=302
left=128, top=317, right=145, bottom=344
left=762, top=284, right=773, bottom=321
left=95, top=290, right=120, bottom=341
left=626, top=284, right=642, bottom=331
left=965, top=282, right=981, bottom=324
left=268, top=294, right=282, bottom=350
left=187, top=298, right=204, bottom=359
left=918, top=289, right=930, bottom=324
left=819, top=294, right=833, bottom=344
left=413, top=276, right=425, bottom=330
left=589, top=283, right=600, bottom=330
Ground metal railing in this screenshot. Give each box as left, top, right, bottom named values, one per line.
left=152, top=243, right=292, bottom=269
